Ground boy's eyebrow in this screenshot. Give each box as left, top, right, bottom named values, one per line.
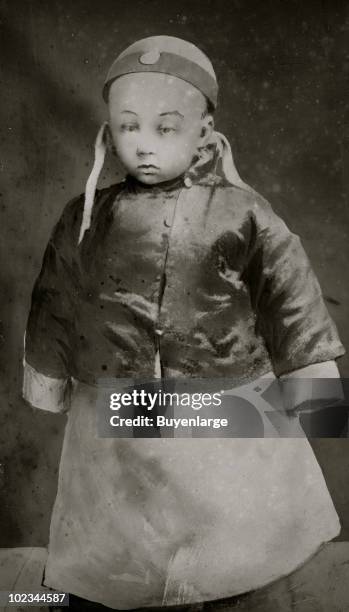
left=121, top=110, right=138, bottom=116
left=159, top=111, right=184, bottom=119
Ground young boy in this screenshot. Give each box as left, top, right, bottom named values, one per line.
left=23, top=36, right=345, bottom=610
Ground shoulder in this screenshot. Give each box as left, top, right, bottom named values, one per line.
left=202, top=178, right=279, bottom=228
left=215, top=182, right=274, bottom=215
left=51, top=182, right=124, bottom=247
left=58, top=182, right=124, bottom=225
left=204, top=181, right=300, bottom=260
left=219, top=183, right=292, bottom=236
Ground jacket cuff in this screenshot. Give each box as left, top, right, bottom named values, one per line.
left=22, top=359, right=70, bottom=414
left=278, top=360, right=344, bottom=412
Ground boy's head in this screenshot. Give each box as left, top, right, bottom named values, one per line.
left=78, top=36, right=248, bottom=244
left=103, top=36, right=218, bottom=184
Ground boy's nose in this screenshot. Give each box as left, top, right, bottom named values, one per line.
left=136, top=144, right=156, bottom=157
left=136, top=133, right=157, bottom=157
left=137, top=148, right=155, bottom=158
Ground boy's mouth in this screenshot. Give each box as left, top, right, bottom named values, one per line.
left=137, top=164, right=159, bottom=173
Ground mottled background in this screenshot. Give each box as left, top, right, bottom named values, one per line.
left=0, top=0, right=348, bottom=546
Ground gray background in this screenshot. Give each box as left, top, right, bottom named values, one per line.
left=0, top=0, right=348, bottom=545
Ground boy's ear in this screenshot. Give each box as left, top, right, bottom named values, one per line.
left=104, top=123, right=116, bottom=152
left=199, top=114, right=214, bottom=146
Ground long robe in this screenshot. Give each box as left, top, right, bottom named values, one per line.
left=23, top=169, right=345, bottom=608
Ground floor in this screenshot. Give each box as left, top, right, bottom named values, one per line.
left=1, top=544, right=349, bottom=611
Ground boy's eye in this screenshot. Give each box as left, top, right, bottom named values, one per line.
left=158, top=125, right=177, bottom=135
left=120, top=123, right=139, bottom=132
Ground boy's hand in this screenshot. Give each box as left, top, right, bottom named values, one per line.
left=279, top=361, right=347, bottom=437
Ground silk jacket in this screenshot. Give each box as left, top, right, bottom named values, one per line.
left=24, top=171, right=344, bottom=390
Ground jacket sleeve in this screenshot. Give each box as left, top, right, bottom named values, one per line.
left=23, top=196, right=82, bottom=412
left=246, top=194, right=345, bottom=377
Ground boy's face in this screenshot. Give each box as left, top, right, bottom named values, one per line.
left=108, top=73, right=213, bottom=184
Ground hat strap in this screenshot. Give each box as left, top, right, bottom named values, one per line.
left=214, top=131, right=252, bottom=191
left=78, top=125, right=252, bottom=245
left=78, top=121, right=108, bottom=245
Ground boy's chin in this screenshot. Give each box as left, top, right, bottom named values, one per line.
left=135, top=173, right=161, bottom=185
left=131, top=170, right=182, bottom=185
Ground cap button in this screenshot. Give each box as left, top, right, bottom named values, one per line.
left=139, top=49, right=161, bottom=65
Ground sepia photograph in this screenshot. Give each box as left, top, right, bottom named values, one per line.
left=0, top=1, right=348, bottom=610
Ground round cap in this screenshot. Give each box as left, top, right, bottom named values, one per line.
left=103, top=35, right=218, bottom=109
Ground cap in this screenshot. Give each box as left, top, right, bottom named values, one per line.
left=103, top=35, right=218, bottom=110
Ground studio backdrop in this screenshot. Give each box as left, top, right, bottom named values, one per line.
left=0, top=0, right=348, bottom=545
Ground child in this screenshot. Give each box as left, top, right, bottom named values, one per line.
left=23, top=36, right=345, bottom=610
